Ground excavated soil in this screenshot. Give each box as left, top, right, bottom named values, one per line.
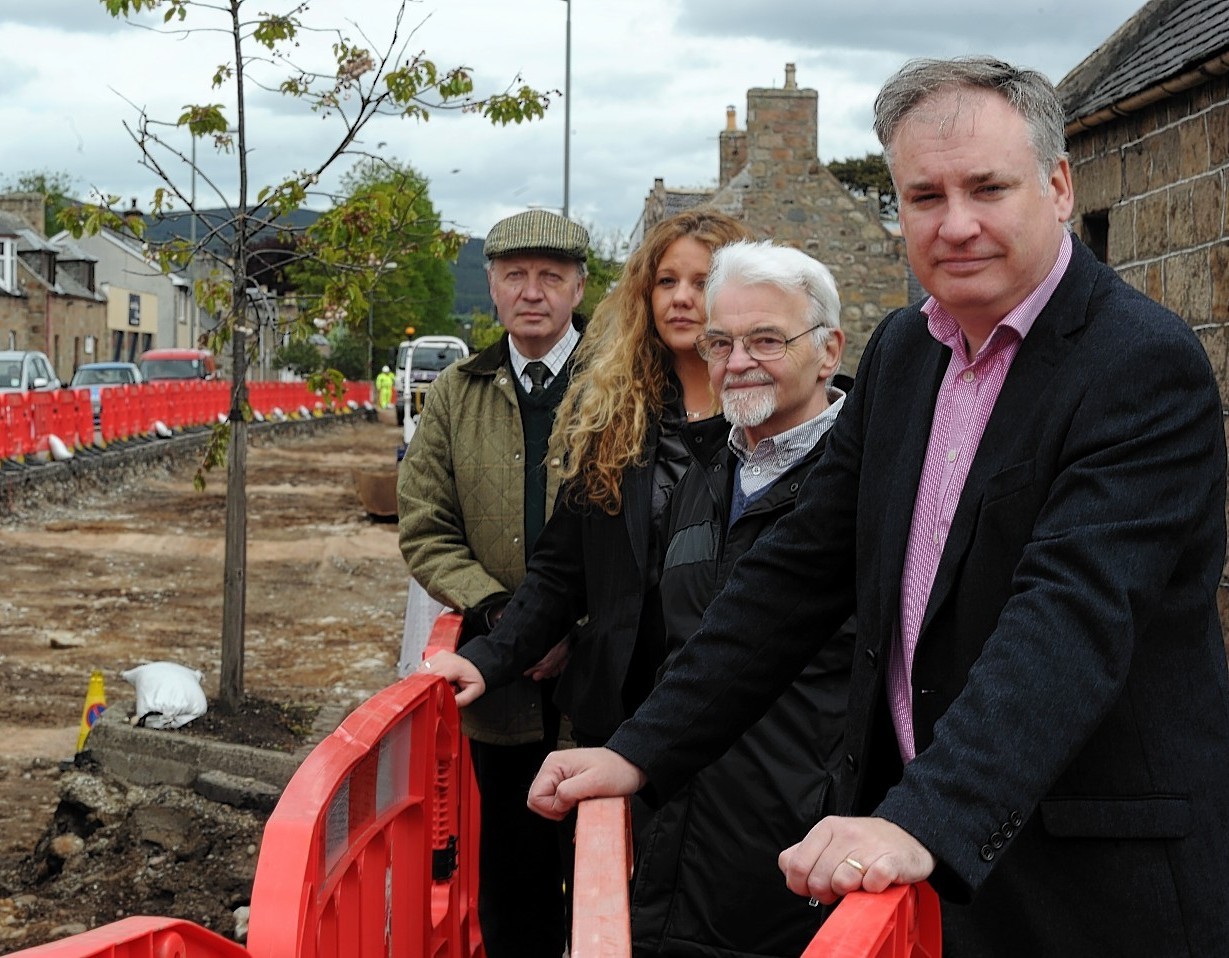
left=0, top=417, right=411, bottom=951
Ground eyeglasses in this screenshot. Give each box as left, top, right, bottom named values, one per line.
left=695, top=324, right=824, bottom=363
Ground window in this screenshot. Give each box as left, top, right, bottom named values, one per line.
left=0, top=237, right=15, bottom=293
left=1083, top=211, right=1109, bottom=264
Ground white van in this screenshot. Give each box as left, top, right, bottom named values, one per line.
left=395, top=335, right=469, bottom=424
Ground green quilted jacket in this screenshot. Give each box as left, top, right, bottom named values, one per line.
left=397, top=332, right=570, bottom=744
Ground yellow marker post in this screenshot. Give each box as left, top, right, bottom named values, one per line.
left=76, top=669, right=107, bottom=753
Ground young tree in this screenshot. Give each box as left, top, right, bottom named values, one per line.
left=67, top=0, right=551, bottom=709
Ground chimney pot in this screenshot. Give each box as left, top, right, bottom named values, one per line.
left=784, top=63, right=797, bottom=89
left=726, top=105, right=737, bottom=131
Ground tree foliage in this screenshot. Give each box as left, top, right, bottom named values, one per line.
left=272, top=337, right=322, bottom=376
left=291, top=157, right=456, bottom=376
left=578, top=226, right=626, bottom=320
left=71, top=0, right=553, bottom=708
left=827, top=153, right=897, bottom=219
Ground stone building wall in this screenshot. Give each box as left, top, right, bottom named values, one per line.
left=0, top=194, right=108, bottom=380
left=1067, top=70, right=1229, bottom=633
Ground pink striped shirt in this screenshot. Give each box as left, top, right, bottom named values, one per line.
left=889, top=233, right=1072, bottom=762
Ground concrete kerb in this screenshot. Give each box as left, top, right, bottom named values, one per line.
left=88, top=696, right=358, bottom=812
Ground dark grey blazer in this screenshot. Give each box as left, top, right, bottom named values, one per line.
left=610, top=238, right=1229, bottom=956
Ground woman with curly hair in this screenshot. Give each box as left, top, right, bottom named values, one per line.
left=425, top=208, right=753, bottom=745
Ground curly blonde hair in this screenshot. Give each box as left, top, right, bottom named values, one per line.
left=553, top=209, right=753, bottom=513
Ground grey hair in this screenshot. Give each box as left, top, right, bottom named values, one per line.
left=705, top=240, right=841, bottom=350
left=484, top=257, right=588, bottom=279
left=873, top=56, right=1068, bottom=187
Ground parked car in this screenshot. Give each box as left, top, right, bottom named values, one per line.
left=137, top=348, right=218, bottom=382
left=69, top=361, right=144, bottom=422
left=0, top=349, right=62, bottom=394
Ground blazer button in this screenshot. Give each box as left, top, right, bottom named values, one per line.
left=864, top=647, right=878, bottom=667
left=789, top=482, right=799, bottom=492
left=1009, top=811, right=1023, bottom=828
left=1001, top=822, right=1015, bottom=839
left=979, top=844, right=995, bottom=863
left=844, top=753, right=858, bottom=772
left=990, top=831, right=1005, bottom=849
left=713, top=463, right=722, bottom=473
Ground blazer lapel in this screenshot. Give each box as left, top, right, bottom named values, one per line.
left=875, top=334, right=949, bottom=641
left=919, top=241, right=1097, bottom=636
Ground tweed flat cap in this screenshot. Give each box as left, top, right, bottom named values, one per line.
left=484, top=209, right=589, bottom=261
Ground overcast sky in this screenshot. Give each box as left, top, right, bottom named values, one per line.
left=0, top=0, right=1146, bottom=246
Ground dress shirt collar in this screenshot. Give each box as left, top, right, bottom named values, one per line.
left=508, top=321, right=580, bottom=386
left=922, top=232, right=1073, bottom=361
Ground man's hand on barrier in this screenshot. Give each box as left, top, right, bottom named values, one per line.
left=419, top=651, right=486, bottom=706
left=527, top=747, right=647, bottom=821
left=778, top=815, right=936, bottom=905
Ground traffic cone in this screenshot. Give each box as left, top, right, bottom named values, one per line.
left=76, top=669, right=107, bottom=753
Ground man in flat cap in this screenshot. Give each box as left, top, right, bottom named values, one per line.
left=398, top=208, right=588, bottom=957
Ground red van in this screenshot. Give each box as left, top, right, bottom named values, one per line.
left=137, top=348, right=218, bottom=382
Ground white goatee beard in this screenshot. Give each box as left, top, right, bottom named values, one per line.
left=721, top=377, right=776, bottom=428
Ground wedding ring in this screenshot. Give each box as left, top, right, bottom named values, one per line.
left=843, top=856, right=866, bottom=874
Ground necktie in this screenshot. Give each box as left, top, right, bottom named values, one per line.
left=525, top=360, right=550, bottom=397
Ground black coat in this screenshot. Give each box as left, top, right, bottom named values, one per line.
left=460, top=419, right=684, bottom=743
left=631, top=414, right=854, bottom=958
left=609, top=240, right=1229, bottom=956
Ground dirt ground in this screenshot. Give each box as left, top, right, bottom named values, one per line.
left=0, top=417, right=412, bottom=951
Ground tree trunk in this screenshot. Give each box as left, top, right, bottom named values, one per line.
left=220, top=326, right=249, bottom=711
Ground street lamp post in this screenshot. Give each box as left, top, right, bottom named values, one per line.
left=562, top=0, right=572, bottom=218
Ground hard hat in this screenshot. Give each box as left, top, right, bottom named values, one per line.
left=382, top=365, right=390, bottom=373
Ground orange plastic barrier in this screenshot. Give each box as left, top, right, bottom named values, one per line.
left=571, top=798, right=633, bottom=958
left=7, top=915, right=251, bottom=956
left=801, top=882, right=941, bottom=958
left=3, top=378, right=371, bottom=460
left=244, top=611, right=481, bottom=958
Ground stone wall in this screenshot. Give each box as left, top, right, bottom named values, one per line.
left=1067, top=70, right=1229, bottom=636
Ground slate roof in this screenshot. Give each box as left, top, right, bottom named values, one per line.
left=1060, top=0, right=1229, bottom=123
left=139, top=207, right=321, bottom=256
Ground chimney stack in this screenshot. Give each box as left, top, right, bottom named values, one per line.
left=718, top=106, right=747, bottom=188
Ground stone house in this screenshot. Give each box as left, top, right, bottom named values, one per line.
left=0, top=193, right=107, bottom=383
left=632, top=64, right=908, bottom=370
left=1057, top=0, right=1229, bottom=629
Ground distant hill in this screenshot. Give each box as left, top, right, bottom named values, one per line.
left=453, top=237, right=492, bottom=317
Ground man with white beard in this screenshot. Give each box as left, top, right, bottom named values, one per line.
left=628, top=239, right=856, bottom=958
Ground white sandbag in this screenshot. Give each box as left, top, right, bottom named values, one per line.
left=121, top=661, right=209, bottom=729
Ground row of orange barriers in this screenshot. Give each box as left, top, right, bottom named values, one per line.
left=10, top=612, right=941, bottom=957
left=0, top=380, right=375, bottom=463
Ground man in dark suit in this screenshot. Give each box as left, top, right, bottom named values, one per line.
left=526, top=56, right=1229, bottom=956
